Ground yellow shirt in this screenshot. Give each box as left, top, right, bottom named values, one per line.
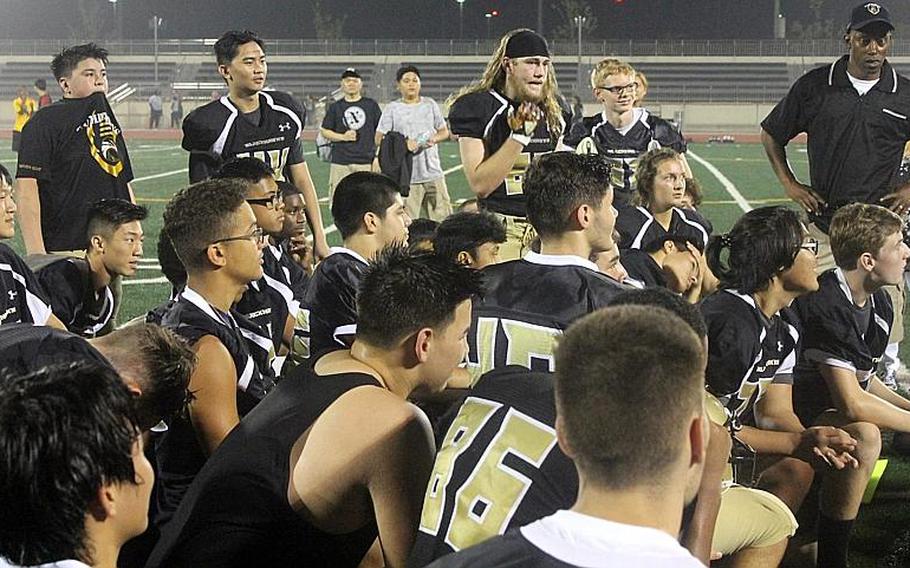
left=13, top=96, right=36, bottom=132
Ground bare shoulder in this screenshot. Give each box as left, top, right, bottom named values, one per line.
left=329, top=386, right=431, bottom=435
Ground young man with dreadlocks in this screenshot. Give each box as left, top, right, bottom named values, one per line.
left=448, top=28, right=571, bottom=261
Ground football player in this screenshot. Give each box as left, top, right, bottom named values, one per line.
left=181, top=30, right=330, bottom=260
left=449, top=29, right=571, bottom=260
left=153, top=178, right=278, bottom=526
left=146, top=248, right=483, bottom=568
left=466, top=152, right=623, bottom=378
left=419, top=304, right=707, bottom=568
left=564, top=58, right=690, bottom=208
left=620, top=235, right=703, bottom=300
left=433, top=210, right=506, bottom=270
left=705, top=206, right=879, bottom=568
left=0, top=163, right=63, bottom=329
left=35, top=198, right=145, bottom=337
left=300, top=172, right=410, bottom=359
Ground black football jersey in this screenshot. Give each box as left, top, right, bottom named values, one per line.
left=616, top=206, right=710, bottom=251
left=182, top=91, right=305, bottom=183
left=700, top=290, right=799, bottom=425
left=410, top=366, right=575, bottom=567
left=276, top=239, right=309, bottom=301
left=0, top=322, right=112, bottom=374
left=234, top=244, right=299, bottom=353
left=620, top=248, right=667, bottom=289
left=448, top=90, right=570, bottom=217
left=16, top=92, right=133, bottom=251
left=791, top=269, right=892, bottom=423
left=35, top=256, right=112, bottom=337
left=467, top=252, right=625, bottom=377
left=0, top=244, right=52, bottom=326
left=564, top=108, right=687, bottom=207
left=154, top=287, right=278, bottom=525
left=146, top=371, right=381, bottom=568
left=300, top=248, right=368, bottom=359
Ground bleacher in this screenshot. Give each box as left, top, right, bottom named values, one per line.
left=631, top=61, right=791, bottom=104
left=0, top=60, right=177, bottom=99
left=193, top=61, right=377, bottom=101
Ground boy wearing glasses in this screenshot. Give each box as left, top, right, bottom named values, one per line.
left=154, top=177, right=278, bottom=526
left=564, top=58, right=690, bottom=208
left=214, top=157, right=298, bottom=359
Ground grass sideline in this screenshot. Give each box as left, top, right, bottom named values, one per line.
left=0, top=139, right=907, bottom=566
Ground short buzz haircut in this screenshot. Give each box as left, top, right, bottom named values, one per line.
left=830, top=203, right=904, bottom=270
left=163, top=178, right=248, bottom=271
left=214, top=30, right=265, bottom=66
left=434, top=211, right=506, bottom=263
left=94, top=323, right=196, bottom=429
left=277, top=180, right=301, bottom=198
left=0, top=362, right=142, bottom=565
left=555, top=305, right=704, bottom=489
left=590, top=57, right=635, bottom=89
left=356, top=246, right=484, bottom=349
left=85, top=198, right=147, bottom=245
left=525, top=152, right=613, bottom=238
left=331, top=172, right=402, bottom=240
left=34, top=78, right=47, bottom=90
left=213, top=156, right=275, bottom=186
left=608, top=286, right=708, bottom=340
left=635, top=147, right=681, bottom=208
left=50, top=43, right=109, bottom=80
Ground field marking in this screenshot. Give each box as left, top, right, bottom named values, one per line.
left=124, top=276, right=169, bottom=285
left=132, top=144, right=181, bottom=152
left=133, top=168, right=188, bottom=183
left=687, top=150, right=751, bottom=212
left=703, top=197, right=789, bottom=205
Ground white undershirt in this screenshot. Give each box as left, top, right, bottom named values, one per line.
left=848, top=73, right=879, bottom=96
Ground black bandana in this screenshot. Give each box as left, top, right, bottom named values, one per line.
left=504, top=30, right=550, bottom=59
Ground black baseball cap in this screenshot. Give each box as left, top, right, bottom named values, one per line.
left=341, top=67, right=361, bottom=79
left=847, top=2, right=894, bottom=32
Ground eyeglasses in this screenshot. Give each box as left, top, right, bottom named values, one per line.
left=211, top=226, right=266, bottom=246
left=596, top=82, right=636, bottom=95
left=800, top=237, right=819, bottom=256
left=246, top=193, right=282, bottom=210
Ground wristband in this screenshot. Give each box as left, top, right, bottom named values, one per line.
left=509, top=132, right=531, bottom=146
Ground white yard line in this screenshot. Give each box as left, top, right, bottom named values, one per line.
left=132, top=168, right=188, bottom=183
left=123, top=276, right=169, bottom=285
left=687, top=150, right=751, bottom=213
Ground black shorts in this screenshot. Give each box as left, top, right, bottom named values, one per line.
left=11, top=131, right=21, bottom=152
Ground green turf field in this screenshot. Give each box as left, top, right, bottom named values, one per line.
left=0, top=139, right=906, bottom=565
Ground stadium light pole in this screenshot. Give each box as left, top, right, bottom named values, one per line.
left=575, top=15, right=586, bottom=96
left=108, top=0, right=118, bottom=39
left=456, top=0, right=465, bottom=40
left=151, top=15, right=163, bottom=83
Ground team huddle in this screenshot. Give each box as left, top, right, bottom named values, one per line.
left=2, top=2, right=910, bottom=568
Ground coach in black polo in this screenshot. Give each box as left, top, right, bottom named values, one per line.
left=762, top=2, right=910, bottom=244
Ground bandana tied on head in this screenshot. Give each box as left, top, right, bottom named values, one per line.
left=505, top=30, right=550, bottom=59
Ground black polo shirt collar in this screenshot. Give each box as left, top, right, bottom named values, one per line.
left=828, top=54, right=898, bottom=94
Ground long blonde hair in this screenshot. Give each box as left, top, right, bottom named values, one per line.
left=449, top=28, right=564, bottom=140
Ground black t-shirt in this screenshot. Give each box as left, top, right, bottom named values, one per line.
left=410, top=366, right=576, bottom=567
left=564, top=109, right=688, bottom=207
left=615, top=206, right=710, bottom=251
left=761, top=56, right=910, bottom=232
left=300, top=248, right=368, bottom=359
left=321, top=97, right=382, bottom=165
left=791, top=269, right=892, bottom=424
left=425, top=529, right=580, bottom=568
left=468, top=252, right=626, bottom=377
left=146, top=370, right=382, bottom=568
left=35, top=256, right=113, bottom=337
left=153, top=287, right=278, bottom=526
left=620, top=248, right=667, bottom=289
left=16, top=92, right=134, bottom=251
left=0, top=322, right=111, bottom=373
left=182, top=91, right=306, bottom=183
left=0, top=243, right=52, bottom=326
left=448, top=90, right=570, bottom=217
left=700, top=289, right=799, bottom=425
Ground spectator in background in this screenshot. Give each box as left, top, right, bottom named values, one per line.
left=320, top=67, right=382, bottom=200
left=170, top=91, right=183, bottom=128
left=148, top=89, right=163, bottom=129
left=11, top=85, right=35, bottom=153
left=34, top=78, right=52, bottom=108
left=0, top=363, right=154, bottom=568
left=377, top=65, right=452, bottom=221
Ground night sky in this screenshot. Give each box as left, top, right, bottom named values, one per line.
left=0, top=1, right=884, bottom=41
